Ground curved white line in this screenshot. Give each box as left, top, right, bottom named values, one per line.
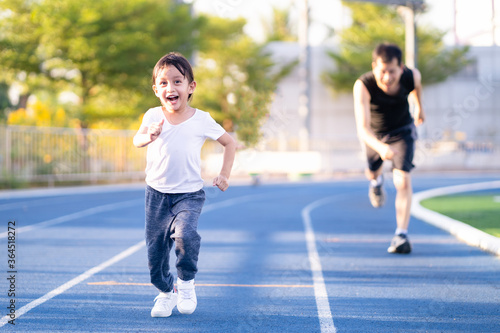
left=302, top=196, right=341, bottom=333
left=412, top=180, right=500, bottom=256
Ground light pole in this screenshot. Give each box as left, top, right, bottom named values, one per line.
left=397, top=3, right=417, bottom=68
left=298, top=0, right=310, bottom=151
left=344, top=0, right=425, bottom=68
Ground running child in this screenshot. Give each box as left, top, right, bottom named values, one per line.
left=133, top=52, right=236, bottom=317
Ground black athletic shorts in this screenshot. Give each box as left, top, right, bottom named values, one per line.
left=366, top=123, right=417, bottom=173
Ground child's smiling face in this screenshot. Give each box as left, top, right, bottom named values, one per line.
left=153, top=65, right=196, bottom=113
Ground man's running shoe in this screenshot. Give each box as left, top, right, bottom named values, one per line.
left=369, top=181, right=385, bottom=208
left=387, top=234, right=412, bottom=254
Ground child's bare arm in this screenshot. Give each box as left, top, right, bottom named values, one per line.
left=133, top=119, right=164, bottom=148
left=213, top=133, right=236, bottom=191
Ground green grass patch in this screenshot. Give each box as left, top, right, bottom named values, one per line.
left=421, top=193, right=500, bottom=238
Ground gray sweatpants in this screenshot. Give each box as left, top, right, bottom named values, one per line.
left=145, top=186, right=205, bottom=293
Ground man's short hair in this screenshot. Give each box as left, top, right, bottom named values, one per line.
left=372, top=43, right=402, bottom=66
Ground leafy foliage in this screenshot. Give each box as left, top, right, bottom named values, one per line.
left=7, top=101, right=72, bottom=127
left=322, top=2, right=471, bottom=92
left=194, top=17, right=297, bottom=146
left=0, top=82, right=12, bottom=121
left=0, top=0, right=295, bottom=146
left=263, top=6, right=298, bottom=43
left=0, top=0, right=203, bottom=128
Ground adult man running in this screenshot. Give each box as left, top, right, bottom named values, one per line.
left=353, top=43, right=425, bottom=254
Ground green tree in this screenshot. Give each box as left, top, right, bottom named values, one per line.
left=0, top=0, right=203, bottom=128
left=0, top=0, right=50, bottom=109
left=194, top=16, right=297, bottom=146
left=263, top=6, right=298, bottom=42
left=0, top=82, right=12, bottom=122
left=7, top=101, right=72, bottom=128
left=0, top=1, right=296, bottom=146
left=322, top=2, right=471, bottom=92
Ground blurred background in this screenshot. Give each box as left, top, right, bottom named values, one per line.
left=0, top=0, right=498, bottom=188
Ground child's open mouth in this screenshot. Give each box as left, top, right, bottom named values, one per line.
left=167, top=96, right=179, bottom=102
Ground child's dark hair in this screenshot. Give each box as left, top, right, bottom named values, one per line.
left=152, top=52, right=195, bottom=101
left=372, top=43, right=402, bottom=66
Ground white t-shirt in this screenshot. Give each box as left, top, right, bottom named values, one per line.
left=141, top=107, right=225, bottom=193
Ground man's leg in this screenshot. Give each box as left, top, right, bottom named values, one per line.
left=365, top=165, right=383, bottom=182
left=393, top=168, right=412, bottom=231
left=365, top=143, right=386, bottom=208
left=366, top=165, right=385, bottom=208
left=387, top=168, right=412, bottom=254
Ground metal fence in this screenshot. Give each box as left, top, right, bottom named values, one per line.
left=0, top=125, right=148, bottom=185
left=1, top=124, right=498, bottom=187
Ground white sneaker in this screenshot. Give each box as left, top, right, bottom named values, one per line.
left=151, top=290, right=177, bottom=317
left=177, top=278, right=197, bottom=315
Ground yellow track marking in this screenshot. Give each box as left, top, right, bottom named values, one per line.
left=88, top=281, right=313, bottom=288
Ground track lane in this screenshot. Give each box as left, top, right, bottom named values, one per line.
left=0, top=175, right=499, bottom=332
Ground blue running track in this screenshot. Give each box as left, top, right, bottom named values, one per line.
left=0, top=173, right=499, bottom=332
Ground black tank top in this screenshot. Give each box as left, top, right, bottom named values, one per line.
left=359, top=67, right=414, bottom=134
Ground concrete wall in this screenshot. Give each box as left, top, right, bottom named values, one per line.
left=259, top=42, right=500, bottom=174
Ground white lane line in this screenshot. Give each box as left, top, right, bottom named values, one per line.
left=302, top=196, right=340, bottom=333
left=202, top=193, right=270, bottom=213
left=0, top=199, right=143, bottom=238
left=1, top=189, right=271, bottom=238
left=0, top=183, right=145, bottom=200
left=0, top=240, right=146, bottom=327
left=412, top=180, right=500, bottom=256
left=0, top=197, right=69, bottom=212
left=0, top=194, right=259, bottom=327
